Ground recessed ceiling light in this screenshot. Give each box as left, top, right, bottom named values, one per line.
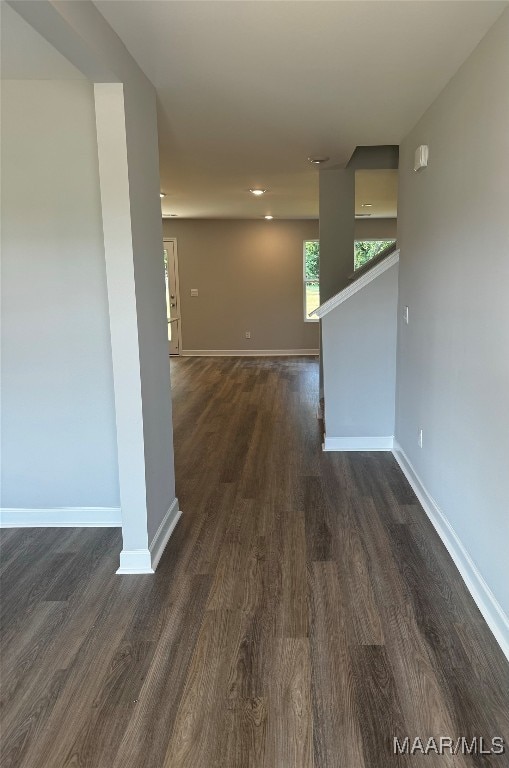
left=250, top=189, right=267, bottom=196
left=264, top=215, right=274, bottom=220
left=361, top=203, right=373, bottom=207
left=308, top=156, right=330, bottom=165
left=160, top=193, right=166, bottom=198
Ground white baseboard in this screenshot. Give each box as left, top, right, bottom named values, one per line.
left=0, top=506, right=121, bottom=527
left=116, top=498, right=182, bottom=575
left=323, top=435, right=394, bottom=452
left=180, top=349, right=319, bottom=357
left=116, top=548, right=153, bottom=574
left=393, top=440, right=509, bottom=661
left=149, top=498, right=182, bottom=571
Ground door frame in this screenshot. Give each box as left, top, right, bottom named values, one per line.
left=163, top=237, right=182, bottom=356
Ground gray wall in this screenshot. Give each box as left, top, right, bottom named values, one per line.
left=396, top=8, right=509, bottom=616
left=322, top=264, right=398, bottom=439
left=355, top=218, right=397, bottom=241
left=319, top=151, right=398, bottom=304
left=319, top=169, right=355, bottom=303
left=1, top=79, right=119, bottom=509
left=162, top=219, right=320, bottom=352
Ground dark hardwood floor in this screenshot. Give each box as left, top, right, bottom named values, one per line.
left=1, top=357, right=508, bottom=767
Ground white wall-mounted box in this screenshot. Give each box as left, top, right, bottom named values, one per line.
left=414, top=145, right=429, bottom=171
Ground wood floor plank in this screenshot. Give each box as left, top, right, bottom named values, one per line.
left=275, top=509, right=309, bottom=638
left=308, top=562, right=365, bottom=768
left=214, top=695, right=268, bottom=768
left=353, top=495, right=412, bottom=609
left=1, top=668, right=70, bottom=768
left=206, top=499, right=259, bottom=611
left=335, top=525, right=385, bottom=646
left=111, top=574, right=211, bottom=768
left=351, top=644, right=410, bottom=767
left=303, top=476, right=333, bottom=563
left=161, top=609, right=245, bottom=768
left=0, top=528, right=55, bottom=577
left=388, top=522, right=467, bottom=668
left=0, top=528, right=82, bottom=639
left=381, top=604, right=469, bottom=768
left=264, top=638, right=314, bottom=768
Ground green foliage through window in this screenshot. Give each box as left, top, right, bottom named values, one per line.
left=304, top=241, right=320, bottom=320
left=354, top=240, right=396, bottom=270
left=305, top=240, right=319, bottom=279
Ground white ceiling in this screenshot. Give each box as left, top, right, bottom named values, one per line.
left=92, top=0, right=505, bottom=219
left=15, top=0, right=505, bottom=219
left=0, top=2, right=85, bottom=80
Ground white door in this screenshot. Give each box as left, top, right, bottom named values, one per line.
left=163, top=239, right=181, bottom=356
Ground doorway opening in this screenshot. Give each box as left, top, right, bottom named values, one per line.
left=163, top=238, right=181, bottom=355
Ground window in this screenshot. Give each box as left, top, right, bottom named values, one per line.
left=304, top=240, right=319, bottom=321
left=354, top=239, right=396, bottom=271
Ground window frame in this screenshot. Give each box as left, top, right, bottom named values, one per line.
left=303, top=239, right=320, bottom=323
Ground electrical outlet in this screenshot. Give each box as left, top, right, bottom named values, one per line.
left=190, top=288, right=199, bottom=297
left=245, top=331, right=251, bottom=339
left=418, top=428, right=423, bottom=448
left=404, top=306, right=409, bottom=324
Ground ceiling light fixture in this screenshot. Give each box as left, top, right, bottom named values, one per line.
left=264, top=215, right=274, bottom=220
left=361, top=203, right=373, bottom=207
left=250, top=189, right=266, bottom=196
left=308, top=156, right=329, bottom=165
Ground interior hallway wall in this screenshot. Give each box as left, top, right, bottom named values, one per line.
left=1, top=79, right=119, bottom=510
left=162, top=219, right=320, bottom=352
left=396, top=7, right=509, bottom=619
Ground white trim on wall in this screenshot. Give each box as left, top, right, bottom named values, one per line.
left=149, top=498, right=182, bottom=571
left=116, top=548, right=153, bottom=574
left=393, top=440, right=509, bottom=661
left=180, top=349, right=319, bottom=357
left=0, top=507, right=122, bottom=527
left=323, top=436, right=394, bottom=451
left=116, top=498, right=182, bottom=574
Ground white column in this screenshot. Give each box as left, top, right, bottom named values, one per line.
left=94, top=83, right=152, bottom=573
